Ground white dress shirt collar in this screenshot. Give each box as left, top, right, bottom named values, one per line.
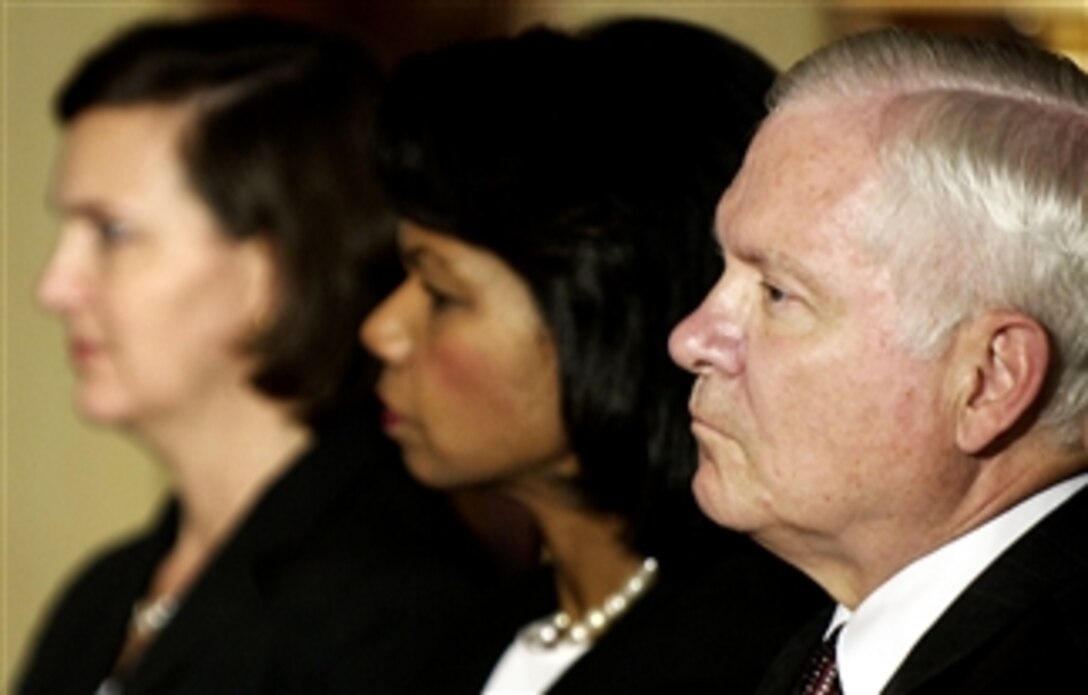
left=829, top=473, right=1088, bottom=695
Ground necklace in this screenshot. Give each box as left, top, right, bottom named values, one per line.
left=130, top=595, right=180, bottom=636
left=520, top=556, right=659, bottom=649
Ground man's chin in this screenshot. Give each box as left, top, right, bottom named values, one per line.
left=691, top=456, right=767, bottom=534
left=691, top=458, right=731, bottom=527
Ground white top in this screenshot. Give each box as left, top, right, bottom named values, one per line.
left=829, top=473, right=1088, bottom=695
left=482, top=634, right=589, bottom=694
left=95, top=679, right=123, bottom=695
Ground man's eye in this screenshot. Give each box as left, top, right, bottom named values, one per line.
left=762, top=282, right=787, bottom=303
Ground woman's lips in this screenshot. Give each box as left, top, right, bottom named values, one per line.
left=70, top=338, right=99, bottom=366
left=379, top=407, right=404, bottom=432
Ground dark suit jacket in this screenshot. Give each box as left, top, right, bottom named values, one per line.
left=416, top=533, right=828, bottom=694
left=16, top=410, right=497, bottom=694
left=756, top=484, right=1088, bottom=694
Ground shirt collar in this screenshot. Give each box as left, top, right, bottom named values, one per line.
left=832, top=473, right=1088, bottom=695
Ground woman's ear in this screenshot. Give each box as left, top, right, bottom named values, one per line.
left=954, top=310, right=1050, bottom=454
left=241, top=236, right=281, bottom=335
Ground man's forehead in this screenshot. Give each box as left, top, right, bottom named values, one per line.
left=718, top=104, right=880, bottom=231
left=713, top=103, right=890, bottom=307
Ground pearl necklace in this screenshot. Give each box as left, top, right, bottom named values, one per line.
left=520, top=557, right=659, bottom=649
left=130, top=595, right=180, bottom=636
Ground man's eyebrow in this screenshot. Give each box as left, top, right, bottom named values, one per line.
left=732, top=242, right=826, bottom=296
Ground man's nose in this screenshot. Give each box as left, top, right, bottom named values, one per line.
left=669, top=277, right=746, bottom=377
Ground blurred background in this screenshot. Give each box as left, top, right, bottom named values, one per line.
left=2, top=0, right=1084, bottom=686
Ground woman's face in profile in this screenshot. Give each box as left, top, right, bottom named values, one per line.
left=361, top=222, right=575, bottom=491
left=38, top=104, right=274, bottom=427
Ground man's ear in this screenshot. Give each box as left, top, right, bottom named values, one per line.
left=954, top=311, right=1050, bottom=455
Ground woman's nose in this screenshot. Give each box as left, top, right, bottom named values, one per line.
left=360, top=279, right=417, bottom=366
left=36, top=231, right=91, bottom=316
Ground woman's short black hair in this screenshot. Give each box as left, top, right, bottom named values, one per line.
left=374, top=18, right=775, bottom=560
left=57, top=13, right=394, bottom=424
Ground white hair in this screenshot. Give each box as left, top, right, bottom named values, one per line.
left=771, top=29, right=1088, bottom=443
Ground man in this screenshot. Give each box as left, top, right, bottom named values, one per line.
left=670, top=28, right=1088, bottom=694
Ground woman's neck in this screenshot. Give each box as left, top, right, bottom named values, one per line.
left=136, top=386, right=312, bottom=595
left=512, top=484, right=645, bottom=621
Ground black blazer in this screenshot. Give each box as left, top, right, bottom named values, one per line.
left=418, top=533, right=828, bottom=694
left=756, top=484, right=1088, bottom=694
left=16, top=411, right=497, bottom=694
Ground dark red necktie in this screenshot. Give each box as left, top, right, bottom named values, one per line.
left=800, top=627, right=843, bottom=695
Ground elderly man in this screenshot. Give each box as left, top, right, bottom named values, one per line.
left=670, top=28, right=1088, bottom=694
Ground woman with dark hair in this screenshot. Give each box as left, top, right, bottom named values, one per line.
left=18, top=14, right=493, bottom=694
left=361, top=18, right=826, bottom=694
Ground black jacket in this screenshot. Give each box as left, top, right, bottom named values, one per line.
left=756, top=484, right=1088, bottom=694
left=417, top=533, right=828, bottom=694
left=16, top=411, right=497, bottom=694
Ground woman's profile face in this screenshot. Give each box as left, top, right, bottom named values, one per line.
left=361, top=222, right=574, bottom=491
left=38, top=104, right=275, bottom=428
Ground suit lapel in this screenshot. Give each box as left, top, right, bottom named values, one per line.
left=885, top=486, right=1088, bottom=693
left=755, top=610, right=833, bottom=695
left=58, top=511, right=173, bottom=693
left=127, top=553, right=272, bottom=692
left=123, top=418, right=367, bottom=692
